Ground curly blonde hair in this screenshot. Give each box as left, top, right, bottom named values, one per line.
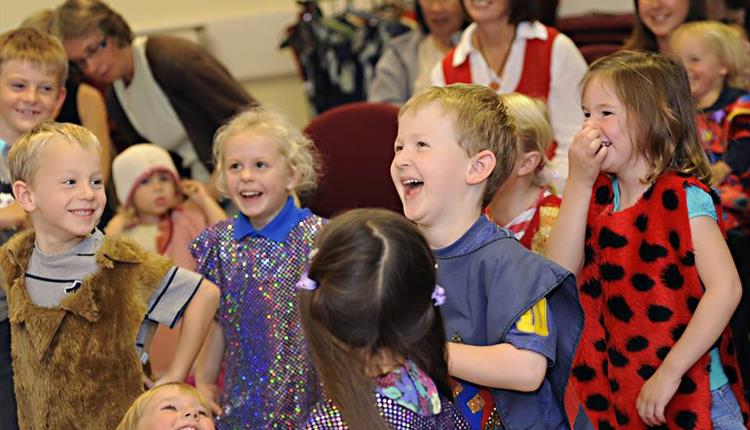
left=212, top=106, right=321, bottom=199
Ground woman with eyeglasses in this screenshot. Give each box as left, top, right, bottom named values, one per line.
left=51, top=0, right=257, bottom=186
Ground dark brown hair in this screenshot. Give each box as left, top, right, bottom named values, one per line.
left=624, top=0, right=706, bottom=52
left=300, top=208, right=450, bottom=430
left=581, top=50, right=712, bottom=185
left=51, top=0, right=133, bottom=47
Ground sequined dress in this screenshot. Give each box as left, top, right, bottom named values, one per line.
left=304, top=360, right=470, bottom=429
left=192, top=209, right=325, bottom=429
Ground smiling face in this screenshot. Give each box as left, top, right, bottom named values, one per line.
left=137, top=386, right=215, bottom=430
left=131, top=170, right=178, bottom=222
left=0, top=59, right=65, bottom=144
left=391, top=103, right=476, bottom=230
left=637, top=0, right=690, bottom=46
left=19, top=138, right=105, bottom=252
left=222, top=131, right=298, bottom=230
left=462, top=0, right=510, bottom=24
left=581, top=77, right=647, bottom=178
left=670, top=33, right=727, bottom=109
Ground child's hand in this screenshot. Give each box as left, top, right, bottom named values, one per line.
left=180, top=180, right=211, bottom=206
left=104, top=211, right=138, bottom=235
left=635, top=367, right=681, bottom=426
left=196, top=382, right=223, bottom=416
left=567, top=125, right=608, bottom=187
left=0, top=202, right=29, bottom=230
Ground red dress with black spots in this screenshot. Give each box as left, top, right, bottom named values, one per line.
left=572, top=172, right=749, bottom=430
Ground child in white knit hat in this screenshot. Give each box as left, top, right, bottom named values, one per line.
left=108, top=144, right=227, bottom=378
left=108, top=143, right=227, bottom=269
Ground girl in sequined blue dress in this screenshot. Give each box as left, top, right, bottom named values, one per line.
left=299, top=209, right=470, bottom=430
left=191, top=106, right=325, bottom=429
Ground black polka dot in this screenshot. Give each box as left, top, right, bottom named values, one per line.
left=594, top=339, right=607, bottom=352
left=572, top=364, right=596, bottom=382
left=638, top=364, right=656, bottom=380
left=678, top=376, right=696, bottom=394
left=595, top=185, right=611, bottom=205
left=585, top=226, right=592, bottom=240
left=608, top=347, right=629, bottom=367
left=631, top=274, right=655, bottom=292
left=626, top=336, right=649, bottom=352
left=581, top=279, right=602, bottom=298
left=651, top=425, right=669, bottom=430
left=661, top=264, right=684, bottom=290
left=640, top=240, right=668, bottom=262
left=615, top=407, right=630, bottom=425
left=635, top=214, right=648, bottom=232
left=598, top=420, right=616, bottom=430
left=586, top=394, right=609, bottom=411
left=642, top=185, right=654, bottom=200
left=599, top=227, right=628, bottom=249
left=600, top=263, right=625, bottom=282
left=672, top=324, right=687, bottom=341
left=681, top=251, right=695, bottom=267
left=584, top=244, right=595, bottom=267
left=675, top=410, right=697, bottom=429
left=601, top=359, right=609, bottom=376
left=656, top=346, right=670, bottom=360
left=662, top=189, right=679, bottom=211
left=724, top=366, right=739, bottom=384
left=607, top=296, right=633, bottom=322
left=648, top=305, right=673, bottom=322
left=609, top=378, right=620, bottom=392
left=669, top=230, right=681, bottom=250
left=686, top=296, right=699, bottom=313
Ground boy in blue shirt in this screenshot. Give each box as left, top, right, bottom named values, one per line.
left=391, top=84, right=586, bottom=429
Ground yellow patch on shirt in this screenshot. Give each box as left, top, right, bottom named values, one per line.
left=515, top=298, right=549, bottom=336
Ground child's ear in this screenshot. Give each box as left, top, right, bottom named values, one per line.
left=517, top=151, right=543, bottom=177
left=286, top=166, right=301, bottom=192
left=466, top=150, right=496, bottom=185
left=52, top=85, right=68, bottom=119
left=12, top=181, right=36, bottom=212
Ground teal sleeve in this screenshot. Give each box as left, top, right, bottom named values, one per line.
left=685, top=186, right=717, bottom=221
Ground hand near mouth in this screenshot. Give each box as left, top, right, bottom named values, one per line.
left=568, top=125, right=608, bottom=186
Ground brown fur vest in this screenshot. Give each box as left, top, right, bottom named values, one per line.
left=0, top=230, right=173, bottom=430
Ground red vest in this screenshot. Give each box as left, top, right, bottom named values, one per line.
left=442, top=26, right=559, bottom=101
left=572, top=172, right=749, bottom=429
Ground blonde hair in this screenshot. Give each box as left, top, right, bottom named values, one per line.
left=500, top=93, right=553, bottom=186
left=582, top=50, right=712, bottom=185
left=9, top=122, right=101, bottom=185
left=212, top=106, right=321, bottom=197
left=670, top=20, right=750, bottom=90
left=0, top=27, right=68, bottom=87
left=20, top=10, right=54, bottom=33
left=115, top=382, right=214, bottom=430
left=400, top=84, right=517, bottom=207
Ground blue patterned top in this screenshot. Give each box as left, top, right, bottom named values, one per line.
left=304, top=361, right=470, bottom=429
left=191, top=205, right=325, bottom=429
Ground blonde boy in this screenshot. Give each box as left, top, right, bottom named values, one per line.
left=0, top=123, right=219, bottom=430
left=0, top=27, right=68, bottom=430
left=391, top=84, right=585, bottom=429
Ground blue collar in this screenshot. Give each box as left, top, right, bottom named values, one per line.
left=433, top=216, right=514, bottom=259
left=233, top=196, right=310, bottom=243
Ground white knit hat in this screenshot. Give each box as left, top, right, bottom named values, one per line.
left=112, top=144, right=180, bottom=207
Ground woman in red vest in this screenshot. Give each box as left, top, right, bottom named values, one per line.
left=431, top=0, right=587, bottom=191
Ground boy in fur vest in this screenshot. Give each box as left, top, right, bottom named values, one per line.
left=0, top=122, right=220, bottom=430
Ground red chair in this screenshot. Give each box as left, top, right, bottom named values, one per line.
left=303, top=102, right=402, bottom=218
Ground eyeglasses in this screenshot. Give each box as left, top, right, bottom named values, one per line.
left=70, top=35, right=108, bottom=71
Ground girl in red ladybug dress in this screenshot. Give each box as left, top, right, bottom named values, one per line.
left=547, top=50, right=749, bottom=430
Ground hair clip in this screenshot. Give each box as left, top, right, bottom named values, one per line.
left=431, top=285, right=446, bottom=307
left=296, top=271, right=318, bottom=291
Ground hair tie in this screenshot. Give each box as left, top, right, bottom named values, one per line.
left=296, top=271, right=318, bottom=291
left=431, top=285, right=446, bottom=307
